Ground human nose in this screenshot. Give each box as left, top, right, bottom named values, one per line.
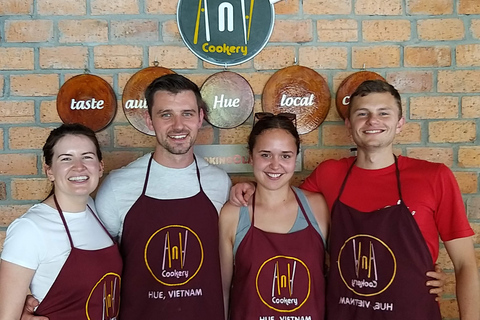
left=269, top=156, right=280, bottom=169
left=366, top=113, right=379, bottom=125
left=72, top=158, right=86, bottom=169
left=172, top=114, right=184, bottom=130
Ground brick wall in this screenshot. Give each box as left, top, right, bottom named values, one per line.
left=1, top=0, right=479, bottom=318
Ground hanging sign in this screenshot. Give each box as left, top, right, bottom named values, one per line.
left=177, top=0, right=275, bottom=66
left=262, top=65, right=331, bottom=135
left=201, top=71, right=254, bottom=128
left=336, top=71, right=385, bottom=119
left=57, top=74, right=116, bottom=132
left=122, top=66, right=176, bottom=135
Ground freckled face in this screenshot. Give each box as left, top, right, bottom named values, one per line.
left=251, top=128, right=297, bottom=190
left=45, top=134, right=103, bottom=200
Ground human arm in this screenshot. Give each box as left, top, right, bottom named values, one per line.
left=228, top=182, right=255, bottom=207
left=218, top=203, right=241, bottom=320
left=302, top=190, right=330, bottom=239
left=444, top=237, right=480, bottom=320
left=95, top=175, right=122, bottom=239
left=0, top=260, right=36, bottom=320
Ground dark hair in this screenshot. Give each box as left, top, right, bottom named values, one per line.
left=145, top=74, right=207, bottom=117
left=348, top=80, right=402, bottom=119
left=43, top=123, right=102, bottom=167
left=248, top=115, right=300, bottom=155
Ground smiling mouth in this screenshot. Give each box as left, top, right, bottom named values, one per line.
left=68, top=176, right=89, bottom=182
left=265, top=173, right=282, bottom=179
left=168, top=134, right=188, bottom=140
left=364, top=129, right=384, bottom=134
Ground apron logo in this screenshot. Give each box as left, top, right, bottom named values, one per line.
left=144, top=225, right=204, bottom=286
left=338, top=235, right=397, bottom=297
left=256, top=255, right=311, bottom=312
left=85, top=272, right=121, bottom=320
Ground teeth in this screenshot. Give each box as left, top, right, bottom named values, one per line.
left=365, top=130, right=382, bottom=133
left=68, top=176, right=88, bottom=182
left=266, top=173, right=281, bottom=178
left=170, top=134, right=187, bottom=139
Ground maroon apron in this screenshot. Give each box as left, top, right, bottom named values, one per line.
left=35, top=196, right=122, bottom=320
left=118, top=155, right=224, bottom=320
left=326, top=157, right=441, bottom=319
left=230, top=188, right=326, bottom=320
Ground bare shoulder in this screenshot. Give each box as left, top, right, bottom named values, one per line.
left=219, top=202, right=242, bottom=243
left=300, top=189, right=330, bottom=233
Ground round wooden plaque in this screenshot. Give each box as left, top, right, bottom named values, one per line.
left=262, top=65, right=331, bottom=135
left=122, top=66, right=176, bottom=136
left=335, top=71, right=385, bottom=119
left=201, top=71, right=254, bottom=129
left=57, top=74, right=117, bottom=132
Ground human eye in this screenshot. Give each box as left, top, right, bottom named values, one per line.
left=60, top=156, right=71, bottom=161
left=183, top=111, right=195, bottom=117
left=83, top=154, right=94, bottom=160
left=160, top=112, right=171, bottom=119
left=260, top=153, right=271, bottom=158
left=281, top=154, right=292, bottom=160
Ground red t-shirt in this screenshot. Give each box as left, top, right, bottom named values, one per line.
left=301, top=155, right=474, bottom=262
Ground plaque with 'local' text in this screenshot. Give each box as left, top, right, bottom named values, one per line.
left=57, top=74, right=117, bottom=132
left=122, top=66, right=176, bottom=135
left=177, top=0, right=275, bottom=66
left=201, top=71, right=254, bottom=128
left=262, top=65, right=331, bottom=135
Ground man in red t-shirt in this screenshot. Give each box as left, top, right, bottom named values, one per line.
left=232, top=80, right=479, bottom=319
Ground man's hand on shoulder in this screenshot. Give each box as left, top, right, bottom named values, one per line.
left=229, top=182, right=255, bottom=207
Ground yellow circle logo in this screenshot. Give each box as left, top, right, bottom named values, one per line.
left=85, top=272, right=121, bottom=320
left=256, top=255, right=311, bottom=313
left=144, top=225, right=204, bottom=286
left=338, top=234, right=396, bottom=297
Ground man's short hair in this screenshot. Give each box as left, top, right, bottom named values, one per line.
left=348, top=80, right=402, bottom=119
left=145, top=74, right=207, bottom=117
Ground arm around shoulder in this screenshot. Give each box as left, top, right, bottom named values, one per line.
left=302, top=190, right=330, bottom=240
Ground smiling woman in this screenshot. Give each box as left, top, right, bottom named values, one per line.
left=0, top=124, right=122, bottom=320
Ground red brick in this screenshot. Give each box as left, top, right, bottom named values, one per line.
left=0, top=0, right=32, bottom=14
left=102, top=151, right=143, bottom=173
left=0, top=154, right=37, bottom=175
left=458, top=147, right=480, bottom=168
left=37, top=0, right=86, bottom=15
left=149, top=46, right=198, bottom=69
left=453, top=171, right=478, bottom=194
left=417, top=19, right=465, bottom=41
left=274, top=0, right=300, bottom=14
left=10, top=74, right=59, bottom=97
left=196, top=126, right=215, bottom=145
left=456, top=44, right=480, bottom=67
left=114, top=126, right=156, bottom=148
left=0, top=231, right=5, bottom=251
left=40, top=47, right=88, bottom=69
left=59, top=19, right=108, bottom=43
left=304, top=0, right=351, bottom=14
left=91, top=0, right=138, bottom=14
left=0, top=130, right=3, bottom=150
left=9, top=126, right=54, bottom=150
left=362, top=20, right=411, bottom=42
left=304, top=148, right=352, bottom=170
left=406, top=147, right=453, bottom=166
left=462, top=96, right=480, bottom=118
left=5, top=20, right=53, bottom=42
left=254, top=47, right=296, bottom=70
left=395, top=122, right=422, bottom=144
left=111, top=20, right=158, bottom=41
left=428, top=121, right=476, bottom=143
left=386, top=71, right=433, bottom=93
left=270, top=20, right=313, bottom=43
left=438, top=70, right=480, bottom=93
left=12, top=178, right=50, bottom=201
left=317, top=19, right=358, bottom=42
left=239, top=72, right=273, bottom=95
left=404, top=46, right=451, bottom=67
left=410, top=96, right=458, bottom=119
left=439, top=298, right=459, bottom=319
left=322, top=124, right=352, bottom=146
left=219, top=126, right=251, bottom=144
left=299, top=47, right=348, bottom=69
left=0, top=76, right=3, bottom=97
left=162, top=20, right=181, bottom=42
left=352, top=46, right=400, bottom=68
left=40, top=100, right=62, bottom=123
left=94, top=45, right=143, bottom=69
left=406, top=0, right=453, bottom=14
left=0, top=205, right=31, bottom=227
left=459, top=0, right=480, bottom=14
left=0, top=47, right=34, bottom=70
left=300, top=130, right=320, bottom=147
left=0, top=101, right=35, bottom=124
left=355, top=0, right=402, bottom=15
left=472, top=20, right=480, bottom=39
left=466, top=196, right=480, bottom=219
left=146, top=0, right=178, bottom=14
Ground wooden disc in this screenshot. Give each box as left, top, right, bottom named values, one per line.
left=122, top=66, right=176, bottom=136
left=335, top=71, right=385, bottom=119
left=57, top=74, right=117, bottom=132
left=262, top=65, right=331, bottom=135
left=201, top=72, right=254, bottom=129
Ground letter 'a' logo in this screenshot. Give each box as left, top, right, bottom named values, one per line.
left=144, top=225, right=204, bottom=286
left=177, top=0, right=274, bottom=66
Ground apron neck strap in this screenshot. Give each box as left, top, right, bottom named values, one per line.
left=53, top=195, right=75, bottom=248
